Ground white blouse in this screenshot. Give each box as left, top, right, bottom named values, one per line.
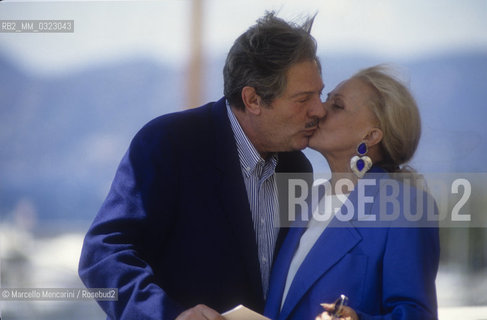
left=280, top=193, right=348, bottom=309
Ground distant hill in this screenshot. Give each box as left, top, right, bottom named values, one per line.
left=0, top=50, right=486, bottom=225
left=0, top=56, right=186, bottom=225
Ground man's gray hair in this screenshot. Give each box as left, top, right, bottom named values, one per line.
left=223, top=11, right=320, bottom=110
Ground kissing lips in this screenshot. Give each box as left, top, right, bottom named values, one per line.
left=305, top=119, right=319, bottom=129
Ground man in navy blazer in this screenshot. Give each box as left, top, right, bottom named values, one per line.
left=79, top=12, right=325, bottom=320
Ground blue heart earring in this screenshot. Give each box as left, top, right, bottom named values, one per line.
left=350, top=142, right=372, bottom=178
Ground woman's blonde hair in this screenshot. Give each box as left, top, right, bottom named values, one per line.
left=352, top=65, right=421, bottom=172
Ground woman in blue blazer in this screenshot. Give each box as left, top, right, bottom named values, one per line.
left=265, top=65, right=440, bottom=320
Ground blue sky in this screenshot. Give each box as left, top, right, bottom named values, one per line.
left=0, top=0, right=486, bottom=75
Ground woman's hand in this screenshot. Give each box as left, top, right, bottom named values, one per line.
left=315, top=303, right=359, bottom=320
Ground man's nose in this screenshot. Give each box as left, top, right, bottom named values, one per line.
left=309, top=97, right=327, bottom=119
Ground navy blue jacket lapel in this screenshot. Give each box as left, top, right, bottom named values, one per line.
left=210, top=98, right=315, bottom=313
left=211, top=98, right=265, bottom=308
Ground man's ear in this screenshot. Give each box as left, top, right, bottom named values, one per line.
left=364, top=127, right=383, bottom=148
left=241, top=86, right=262, bottom=115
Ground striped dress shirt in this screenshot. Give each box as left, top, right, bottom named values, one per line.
left=226, top=102, right=279, bottom=298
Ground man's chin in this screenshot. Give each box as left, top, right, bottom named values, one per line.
left=276, top=136, right=312, bottom=152
left=293, top=137, right=311, bottom=151
left=307, top=136, right=319, bottom=150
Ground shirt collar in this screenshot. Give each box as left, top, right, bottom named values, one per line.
left=226, top=101, right=278, bottom=177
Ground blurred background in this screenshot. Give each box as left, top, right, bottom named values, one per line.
left=0, top=0, right=486, bottom=319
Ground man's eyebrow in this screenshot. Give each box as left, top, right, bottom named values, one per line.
left=289, top=86, right=325, bottom=98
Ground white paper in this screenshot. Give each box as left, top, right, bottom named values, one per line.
left=222, top=305, right=271, bottom=320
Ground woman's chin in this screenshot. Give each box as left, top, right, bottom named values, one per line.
left=307, top=136, right=321, bottom=151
